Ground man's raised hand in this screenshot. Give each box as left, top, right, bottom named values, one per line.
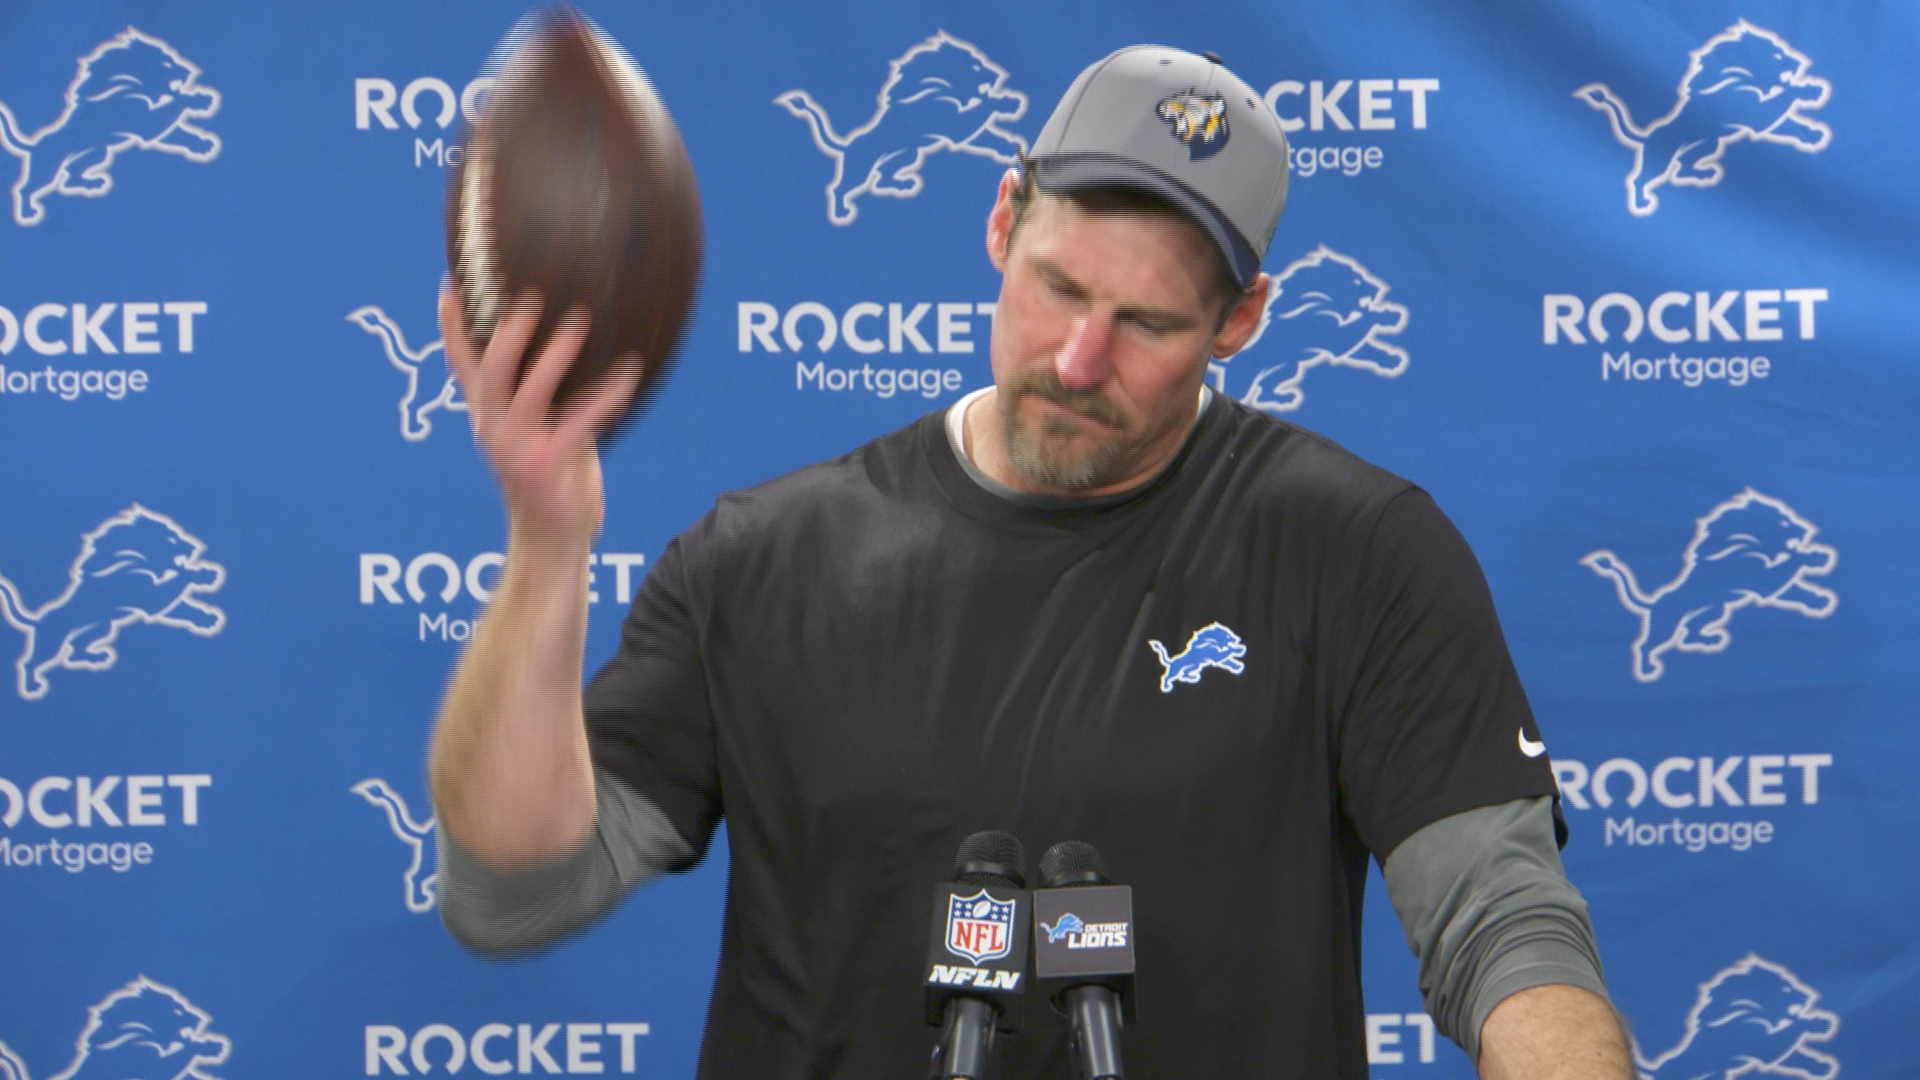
left=439, top=289, right=644, bottom=555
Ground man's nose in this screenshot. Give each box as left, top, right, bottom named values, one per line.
left=1055, top=314, right=1113, bottom=389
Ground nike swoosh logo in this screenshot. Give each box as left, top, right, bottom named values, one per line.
left=1518, top=728, right=1547, bottom=758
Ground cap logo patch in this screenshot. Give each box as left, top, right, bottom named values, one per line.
left=1156, top=90, right=1230, bottom=160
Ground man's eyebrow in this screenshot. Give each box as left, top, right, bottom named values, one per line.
left=1030, top=256, right=1085, bottom=294
left=1115, top=302, right=1201, bottom=331
left=1027, top=255, right=1203, bottom=330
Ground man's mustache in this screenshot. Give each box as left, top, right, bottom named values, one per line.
left=1004, top=372, right=1126, bottom=428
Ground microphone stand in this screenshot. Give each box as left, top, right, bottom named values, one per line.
left=1064, top=985, right=1124, bottom=1080
left=931, top=996, right=998, bottom=1079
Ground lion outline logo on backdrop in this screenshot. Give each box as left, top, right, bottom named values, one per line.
left=1582, top=489, right=1837, bottom=683
left=0, top=506, right=226, bottom=701
left=353, top=778, right=439, bottom=913
left=0, top=28, right=221, bottom=227
left=347, top=305, right=466, bottom=441
left=1209, top=246, right=1409, bottom=414
left=1575, top=21, right=1830, bottom=217
left=776, top=31, right=1028, bottom=225
left=1634, top=955, right=1838, bottom=1080
left=1148, top=621, right=1247, bottom=693
left=0, top=976, right=230, bottom=1080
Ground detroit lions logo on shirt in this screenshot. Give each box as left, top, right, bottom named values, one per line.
left=1156, top=90, right=1229, bottom=160
left=1148, top=621, right=1247, bottom=693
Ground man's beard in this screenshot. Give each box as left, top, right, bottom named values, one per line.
left=998, top=370, right=1144, bottom=491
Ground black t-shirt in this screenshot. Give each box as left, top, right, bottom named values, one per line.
left=585, top=393, right=1557, bottom=1079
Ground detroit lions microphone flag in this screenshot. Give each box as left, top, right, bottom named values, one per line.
left=1, top=1, right=1914, bottom=1077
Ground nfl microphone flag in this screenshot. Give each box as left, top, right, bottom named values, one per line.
left=925, top=833, right=1032, bottom=1031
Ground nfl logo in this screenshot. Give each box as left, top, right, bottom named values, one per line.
left=945, top=890, right=1016, bottom=964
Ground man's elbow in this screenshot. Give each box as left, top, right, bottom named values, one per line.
left=432, top=819, right=618, bottom=958
left=438, top=890, right=574, bottom=959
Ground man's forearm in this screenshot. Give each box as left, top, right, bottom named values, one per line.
left=439, top=768, right=693, bottom=956
left=428, top=532, right=598, bottom=867
left=1478, top=984, right=1633, bottom=1080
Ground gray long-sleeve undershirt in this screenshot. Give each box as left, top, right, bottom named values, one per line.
left=436, top=768, right=691, bottom=956
left=438, top=779, right=1604, bottom=1063
left=1381, top=794, right=1609, bottom=1061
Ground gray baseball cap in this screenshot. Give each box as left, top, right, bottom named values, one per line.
left=1028, top=46, right=1289, bottom=287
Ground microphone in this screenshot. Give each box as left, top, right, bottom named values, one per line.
left=925, top=830, right=1031, bottom=1080
left=1033, top=841, right=1135, bottom=1080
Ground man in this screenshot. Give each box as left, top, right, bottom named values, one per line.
left=429, top=46, right=1633, bottom=1079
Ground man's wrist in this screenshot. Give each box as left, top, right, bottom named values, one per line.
left=504, top=524, right=596, bottom=587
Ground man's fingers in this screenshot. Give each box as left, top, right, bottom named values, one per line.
left=440, top=290, right=491, bottom=446
left=482, top=293, right=545, bottom=420
left=556, top=357, right=645, bottom=448
left=439, top=289, right=478, bottom=392
left=508, top=307, right=591, bottom=430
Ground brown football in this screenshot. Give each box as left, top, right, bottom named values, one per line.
left=446, top=6, right=702, bottom=440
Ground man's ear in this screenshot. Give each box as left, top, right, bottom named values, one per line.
left=986, top=168, right=1019, bottom=272
left=1211, top=273, right=1272, bottom=359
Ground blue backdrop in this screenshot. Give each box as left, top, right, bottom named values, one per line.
left=3, top=1, right=1916, bottom=1077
